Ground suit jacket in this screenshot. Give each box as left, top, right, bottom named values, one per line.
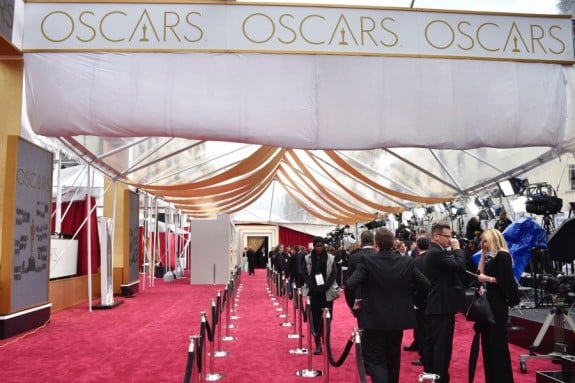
left=345, top=249, right=429, bottom=331
left=344, top=246, right=375, bottom=309
left=412, top=252, right=430, bottom=309
left=423, top=243, right=468, bottom=315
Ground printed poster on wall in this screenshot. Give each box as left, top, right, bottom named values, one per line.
left=12, top=138, right=53, bottom=311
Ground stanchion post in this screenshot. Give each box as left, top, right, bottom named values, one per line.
left=288, top=287, right=302, bottom=339
left=189, top=335, right=202, bottom=383
left=295, top=296, right=322, bottom=377
left=322, top=308, right=330, bottom=383
left=271, top=271, right=280, bottom=305
left=203, top=309, right=223, bottom=382
left=277, top=275, right=286, bottom=313
left=213, top=294, right=229, bottom=358
left=223, top=282, right=237, bottom=341
left=230, top=277, right=240, bottom=320
left=280, top=278, right=294, bottom=326
left=353, top=329, right=364, bottom=383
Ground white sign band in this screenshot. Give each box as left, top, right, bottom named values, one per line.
left=23, top=3, right=574, bottom=63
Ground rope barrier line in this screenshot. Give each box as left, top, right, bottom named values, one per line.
left=325, top=315, right=354, bottom=367
left=189, top=267, right=368, bottom=383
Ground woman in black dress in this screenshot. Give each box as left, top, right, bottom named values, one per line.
left=476, top=228, right=520, bottom=383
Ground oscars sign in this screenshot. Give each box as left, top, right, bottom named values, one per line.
left=23, top=3, right=574, bottom=63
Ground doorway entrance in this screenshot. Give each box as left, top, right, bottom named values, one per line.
left=247, top=235, right=268, bottom=268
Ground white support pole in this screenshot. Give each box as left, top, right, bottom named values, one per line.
left=87, top=165, right=93, bottom=312
left=55, top=149, right=62, bottom=235
left=153, top=197, right=159, bottom=287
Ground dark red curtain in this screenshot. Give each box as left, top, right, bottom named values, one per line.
left=51, top=196, right=100, bottom=276
left=278, top=226, right=315, bottom=249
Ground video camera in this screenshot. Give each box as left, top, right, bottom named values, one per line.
left=539, top=274, right=575, bottom=302
left=524, top=183, right=563, bottom=216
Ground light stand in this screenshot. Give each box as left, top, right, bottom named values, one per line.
left=540, top=213, right=556, bottom=244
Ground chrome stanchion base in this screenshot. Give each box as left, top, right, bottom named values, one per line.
left=296, top=369, right=322, bottom=377
left=280, top=321, right=293, bottom=327
left=213, top=351, right=229, bottom=358
left=287, top=333, right=301, bottom=339
left=230, top=315, right=240, bottom=320
left=205, top=372, right=223, bottom=381
left=289, top=348, right=309, bottom=355
left=278, top=313, right=287, bottom=318
left=227, top=323, right=236, bottom=328
left=222, top=336, right=236, bottom=341
left=418, top=372, right=440, bottom=382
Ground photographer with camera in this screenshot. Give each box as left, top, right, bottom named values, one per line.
left=475, top=228, right=520, bottom=383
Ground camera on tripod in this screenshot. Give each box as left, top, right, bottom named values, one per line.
left=524, top=183, right=563, bottom=216
left=539, top=274, right=572, bottom=299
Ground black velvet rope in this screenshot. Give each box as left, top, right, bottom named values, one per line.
left=301, top=295, right=308, bottom=323
left=205, top=313, right=215, bottom=343
left=199, top=320, right=206, bottom=373
left=216, top=299, right=221, bottom=325
left=214, top=297, right=220, bottom=327
left=183, top=344, right=195, bottom=383
left=222, top=288, right=227, bottom=306
left=325, top=314, right=354, bottom=367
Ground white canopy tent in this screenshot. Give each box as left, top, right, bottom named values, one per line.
left=15, top=1, right=575, bottom=232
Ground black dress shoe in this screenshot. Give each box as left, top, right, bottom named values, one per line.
left=411, top=359, right=423, bottom=366
left=313, top=345, right=322, bottom=355
left=403, top=344, right=419, bottom=352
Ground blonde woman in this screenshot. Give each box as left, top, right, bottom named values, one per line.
left=476, top=228, right=519, bottom=383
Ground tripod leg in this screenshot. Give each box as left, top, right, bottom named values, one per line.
left=531, top=312, right=555, bottom=351
left=563, top=313, right=575, bottom=336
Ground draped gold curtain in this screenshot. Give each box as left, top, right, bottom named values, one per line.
left=132, top=145, right=454, bottom=224
left=247, top=236, right=266, bottom=252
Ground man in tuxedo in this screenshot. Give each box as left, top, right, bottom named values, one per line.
left=411, top=235, right=431, bottom=367
left=423, top=223, right=467, bottom=383
left=344, top=230, right=375, bottom=313
left=345, top=228, right=429, bottom=383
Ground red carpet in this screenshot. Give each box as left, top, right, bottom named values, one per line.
left=0, top=271, right=559, bottom=382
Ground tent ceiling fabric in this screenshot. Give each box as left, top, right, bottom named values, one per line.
left=25, top=53, right=574, bottom=151
left=22, top=52, right=575, bottom=226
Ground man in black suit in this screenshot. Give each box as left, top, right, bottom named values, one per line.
left=423, top=223, right=467, bottom=383
left=346, top=228, right=429, bottom=383
left=411, top=235, right=431, bottom=367
left=344, top=230, right=375, bottom=312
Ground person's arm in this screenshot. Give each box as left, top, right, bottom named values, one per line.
left=412, top=261, right=430, bottom=293
left=324, top=255, right=337, bottom=288
left=345, top=261, right=367, bottom=291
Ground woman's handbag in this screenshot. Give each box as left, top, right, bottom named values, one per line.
left=466, top=286, right=494, bottom=324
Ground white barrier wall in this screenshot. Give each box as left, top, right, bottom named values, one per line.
left=190, top=214, right=232, bottom=285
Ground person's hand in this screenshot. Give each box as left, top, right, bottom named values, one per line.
left=450, top=238, right=460, bottom=250
left=477, top=273, right=491, bottom=284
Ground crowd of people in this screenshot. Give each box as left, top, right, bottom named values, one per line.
left=344, top=222, right=519, bottom=383
left=244, top=212, right=520, bottom=383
